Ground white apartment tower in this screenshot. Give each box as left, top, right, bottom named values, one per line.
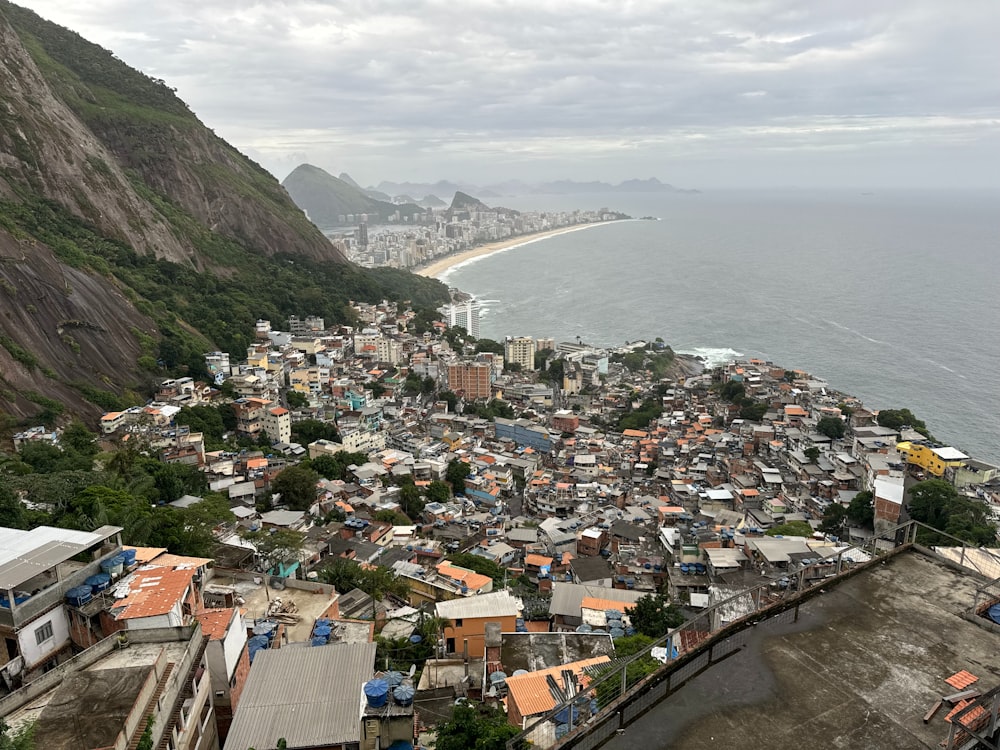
left=440, top=300, right=481, bottom=338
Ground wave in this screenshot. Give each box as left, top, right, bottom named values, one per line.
left=677, top=346, right=745, bottom=368
left=826, top=320, right=886, bottom=345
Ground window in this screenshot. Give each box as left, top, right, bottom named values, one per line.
left=453, top=619, right=463, bottom=627
left=34, top=621, right=54, bottom=645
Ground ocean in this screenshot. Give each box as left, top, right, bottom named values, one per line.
left=441, top=189, right=1000, bottom=464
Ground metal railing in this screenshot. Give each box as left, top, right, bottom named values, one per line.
left=507, top=518, right=997, bottom=750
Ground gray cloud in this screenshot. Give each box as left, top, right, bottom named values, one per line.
left=16, top=0, right=1000, bottom=188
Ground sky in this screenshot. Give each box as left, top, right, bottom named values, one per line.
left=14, top=0, right=1000, bottom=190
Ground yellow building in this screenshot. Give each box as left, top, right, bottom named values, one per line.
left=897, top=442, right=968, bottom=477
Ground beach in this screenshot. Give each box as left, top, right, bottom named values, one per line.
left=415, top=221, right=626, bottom=279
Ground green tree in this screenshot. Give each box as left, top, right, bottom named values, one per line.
left=309, top=451, right=368, bottom=481
left=475, top=338, right=504, bottom=355
left=766, top=521, right=815, bottom=537
left=876, top=408, right=932, bottom=438
left=739, top=401, right=767, bottom=422
left=534, top=348, right=553, bottom=370
left=819, top=502, right=849, bottom=534
left=446, top=459, right=471, bottom=496
left=399, top=483, right=425, bottom=519
left=375, top=509, right=412, bottom=526
left=426, top=480, right=451, bottom=504
left=271, top=464, right=320, bottom=511
left=285, top=391, right=309, bottom=409
left=0, top=484, right=27, bottom=529
left=629, top=594, right=684, bottom=638
left=290, top=419, right=339, bottom=445
left=816, top=416, right=846, bottom=439
left=846, top=490, right=874, bottom=527
left=0, top=718, right=36, bottom=750
left=804, top=446, right=820, bottom=464
left=907, top=479, right=996, bottom=545
left=241, top=528, right=305, bottom=574
left=61, top=420, right=99, bottom=456
left=438, top=390, right=458, bottom=412
left=435, top=702, right=518, bottom=750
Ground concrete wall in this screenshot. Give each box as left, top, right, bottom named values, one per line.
left=17, top=605, right=70, bottom=669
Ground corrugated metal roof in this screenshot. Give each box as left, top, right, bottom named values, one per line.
left=436, top=591, right=520, bottom=620
left=0, top=525, right=121, bottom=590
left=225, top=642, right=376, bottom=750
left=549, top=583, right=644, bottom=618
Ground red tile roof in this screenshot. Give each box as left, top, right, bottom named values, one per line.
left=945, top=670, right=979, bottom=690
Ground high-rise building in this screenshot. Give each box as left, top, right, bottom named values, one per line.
left=439, top=300, right=481, bottom=338
left=505, top=336, right=537, bottom=371
left=446, top=360, right=495, bottom=400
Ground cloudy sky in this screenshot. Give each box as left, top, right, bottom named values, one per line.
left=15, top=0, right=1000, bottom=189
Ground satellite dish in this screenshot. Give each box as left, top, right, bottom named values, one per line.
left=408, top=664, right=416, bottom=678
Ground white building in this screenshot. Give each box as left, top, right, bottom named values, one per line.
left=440, top=300, right=481, bottom=338
left=262, top=407, right=291, bottom=444
left=505, top=336, right=537, bottom=371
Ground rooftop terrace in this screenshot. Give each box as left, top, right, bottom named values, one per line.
left=601, top=551, right=1000, bottom=749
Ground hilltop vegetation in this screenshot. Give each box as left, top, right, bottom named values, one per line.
left=0, top=2, right=447, bottom=428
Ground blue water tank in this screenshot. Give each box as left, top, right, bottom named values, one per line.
left=610, top=627, right=626, bottom=638
left=409, top=634, right=423, bottom=644
left=311, top=635, right=329, bottom=647
left=121, top=548, right=137, bottom=566
left=313, top=623, right=332, bottom=638
left=86, top=573, right=111, bottom=593
left=66, top=585, right=92, bottom=607
left=393, top=685, right=415, bottom=707
left=364, top=679, right=390, bottom=708
left=576, top=623, right=593, bottom=633
left=385, top=671, right=404, bottom=688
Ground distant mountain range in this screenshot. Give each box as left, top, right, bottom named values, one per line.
left=369, top=176, right=698, bottom=201
left=282, top=165, right=426, bottom=227
left=282, top=165, right=697, bottom=227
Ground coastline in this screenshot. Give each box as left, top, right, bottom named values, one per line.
left=415, top=220, right=631, bottom=280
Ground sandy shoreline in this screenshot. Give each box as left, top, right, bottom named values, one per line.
left=415, top=220, right=629, bottom=279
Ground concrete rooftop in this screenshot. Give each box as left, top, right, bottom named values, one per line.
left=234, top=578, right=338, bottom=643
left=603, top=551, right=1000, bottom=750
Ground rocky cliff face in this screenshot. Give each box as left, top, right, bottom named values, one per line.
left=0, top=2, right=445, bottom=427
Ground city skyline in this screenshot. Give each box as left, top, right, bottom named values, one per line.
left=13, top=0, right=1000, bottom=190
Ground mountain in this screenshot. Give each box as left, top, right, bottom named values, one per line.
left=368, top=176, right=696, bottom=200
left=446, top=192, right=519, bottom=221
left=0, top=2, right=446, bottom=426
left=418, top=194, right=447, bottom=209
left=282, top=164, right=424, bottom=227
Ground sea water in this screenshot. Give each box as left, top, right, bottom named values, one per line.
left=443, top=189, right=1000, bottom=463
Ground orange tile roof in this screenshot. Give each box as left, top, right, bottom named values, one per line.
left=525, top=554, right=553, bottom=567
left=622, top=429, right=648, bottom=438
left=581, top=597, right=637, bottom=613
left=945, top=670, right=979, bottom=690
left=115, top=568, right=195, bottom=620
left=269, top=407, right=289, bottom=416
left=247, top=457, right=268, bottom=469
left=196, top=608, right=235, bottom=640
left=149, top=553, right=213, bottom=569
left=506, top=656, right=612, bottom=717
left=435, top=563, right=492, bottom=591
